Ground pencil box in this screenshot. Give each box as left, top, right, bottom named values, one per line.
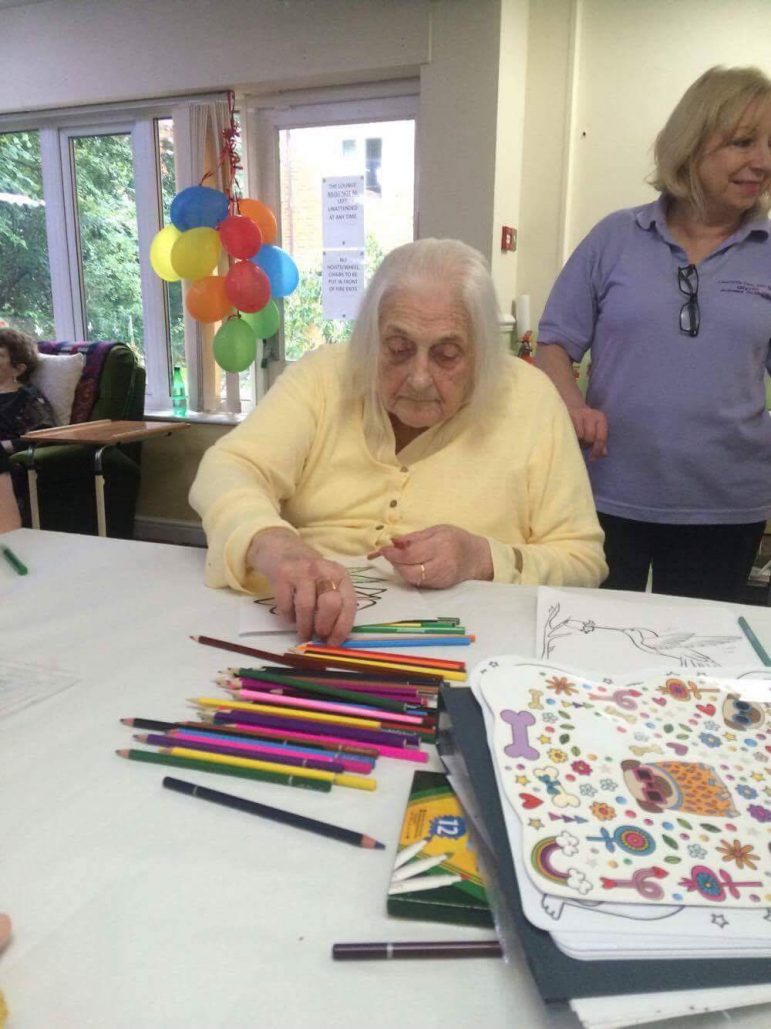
left=387, top=770, right=493, bottom=927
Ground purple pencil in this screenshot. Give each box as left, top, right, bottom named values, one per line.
left=136, top=733, right=348, bottom=773
left=230, top=675, right=429, bottom=706
left=209, top=708, right=421, bottom=748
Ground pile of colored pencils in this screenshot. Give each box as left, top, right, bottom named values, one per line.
left=117, top=630, right=463, bottom=796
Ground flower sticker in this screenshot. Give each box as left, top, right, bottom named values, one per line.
left=599, top=778, right=617, bottom=791
left=548, top=748, right=568, bottom=764
left=579, top=783, right=597, bottom=798
left=736, top=784, right=758, bottom=800
left=748, top=804, right=771, bottom=823
left=717, top=839, right=759, bottom=871
left=687, top=844, right=707, bottom=859
left=571, top=760, right=592, bottom=775
left=545, top=676, right=578, bottom=696
left=699, top=731, right=721, bottom=749
left=590, top=801, right=616, bottom=822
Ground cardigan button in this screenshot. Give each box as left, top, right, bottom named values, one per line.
left=389, top=499, right=398, bottom=508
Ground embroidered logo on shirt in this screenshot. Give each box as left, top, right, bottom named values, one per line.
left=718, top=280, right=771, bottom=301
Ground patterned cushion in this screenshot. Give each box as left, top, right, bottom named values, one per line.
left=37, top=341, right=114, bottom=423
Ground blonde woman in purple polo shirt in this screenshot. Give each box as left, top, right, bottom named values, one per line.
left=536, top=66, right=771, bottom=603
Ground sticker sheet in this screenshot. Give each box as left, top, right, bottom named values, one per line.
left=472, top=658, right=771, bottom=914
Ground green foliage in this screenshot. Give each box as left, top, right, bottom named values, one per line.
left=283, top=234, right=384, bottom=361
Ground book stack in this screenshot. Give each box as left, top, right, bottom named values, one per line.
left=440, top=657, right=771, bottom=1026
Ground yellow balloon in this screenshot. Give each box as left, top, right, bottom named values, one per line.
left=170, top=227, right=222, bottom=281
left=150, top=225, right=182, bottom=282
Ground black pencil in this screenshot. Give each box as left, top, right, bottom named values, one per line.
left=331, top=940, right=503, bottom=960
left=162, top=776, right=386, bottom=849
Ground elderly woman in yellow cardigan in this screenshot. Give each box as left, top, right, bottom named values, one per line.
left=190, top=238, right=607, bottom=644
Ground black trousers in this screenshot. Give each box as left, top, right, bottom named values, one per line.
left=598, top=512, right=766, bottom=603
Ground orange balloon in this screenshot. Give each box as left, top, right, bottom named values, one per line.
left=185, top=276, right=232, bottom=323
left=238, top=198, right=278, bottom=244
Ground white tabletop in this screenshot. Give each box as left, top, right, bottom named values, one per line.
left=1, top=529, right=770, bottom=1029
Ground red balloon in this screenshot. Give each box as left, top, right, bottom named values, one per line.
left=224, top=261, right=271, bottom=313
left=218, top=214, right=262, bottom=259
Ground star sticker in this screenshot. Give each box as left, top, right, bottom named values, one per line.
left=751, top=771, right=765, bottom=781
left=528, top=818, right=543, bottom=830
left=538, top=734, right=551, bottom=745
left=515, top=775, right=530, bottom=786
left=711, top=914, right=729, bottom=929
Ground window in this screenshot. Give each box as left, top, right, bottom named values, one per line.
left=0, top=130, right=54, bottom=336
left=0, top=95, right=232, bottom=415
left=247, top=90, right=417, bottom=376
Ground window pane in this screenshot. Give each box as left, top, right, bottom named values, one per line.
left=71, top=133, right=143, bottom=355
left=279, top=119, right=414, bottom=362
left=157, top=117, right=184, bottom=375
left=0, top=130, right=54, bottom=337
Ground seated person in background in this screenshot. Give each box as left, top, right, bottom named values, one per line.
left=190, top=238, right=607, bottom=644
left=0, top=329, right=55, bottom=527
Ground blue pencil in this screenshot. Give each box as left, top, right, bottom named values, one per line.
left=340, top=636, right=474, bottom=649
left=169, top=728, right=377, bottom=766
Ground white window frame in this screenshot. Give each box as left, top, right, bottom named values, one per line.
left=0, top=94, right=225, bottom=414
left=242, top=84, right=419, bottom=394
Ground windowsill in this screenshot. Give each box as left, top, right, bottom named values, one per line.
left=145, top=409, right=250, bottom=426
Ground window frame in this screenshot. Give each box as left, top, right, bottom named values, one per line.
left=0, top=95, right=226, bottom=414
left=242, top=86, right=419, bottom=393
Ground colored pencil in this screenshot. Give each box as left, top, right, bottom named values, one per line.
left=294, top=651, right=466, bottom=682
left=257, top=666, right=441, bottom=689
left=220, top=684, right=428, bottom=726
left=1, top=545, right=27, bottom=576
left=207, top=715, right=428, bottom=763
left=122, top=716, right=376, bottom=757
left=152, top=745, right=376, bottom=791
left=165, top=730, right=375, bottom=772
left=227, top=675, right=434, bottom=707
left=221, top=669, right=421, bottom=713
left=115, top=748, right=330, bottom=791
left=135, top=733, right=352, bottom=774
left=391, top=853, right=450, bottom=882
left=738, top=616, right=771, bottom=666
left=190, top=696, right=383, bottom=729
left=331, top=940, right=502, bottom=960
left=192, top=634, right=444, bottom=682
left=297, top=643, right=465, bottom=670
left=163, top=777, right=385, bottom=849
left=387, top=874, right=462, bottom=895
left=348, top=627, right=469, bottom=636
left=339, top=636, right=474, bottom=648
left=393, top=838, right=428, bottom=868
left=209, top=707, right=421, bottom=747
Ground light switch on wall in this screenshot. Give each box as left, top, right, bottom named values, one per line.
left=501, top=226, right=516, bottom=252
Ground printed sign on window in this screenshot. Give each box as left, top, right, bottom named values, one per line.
left=322, top=250, right=365, bottom=321
left=322, top=176, right=365, bottom=248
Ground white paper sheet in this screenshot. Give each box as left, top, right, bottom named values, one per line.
left=536, top=588, right=763, bottom=673
left=0, top=660, right=78, bottom=718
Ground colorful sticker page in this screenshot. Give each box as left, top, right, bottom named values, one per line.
left=470, top=662, right=771, bottom=959
left=472, top=658, right=771, bottom=913
left=238, top=558, right=433, bottom=635
left=535, top=587, right=761, bottom=673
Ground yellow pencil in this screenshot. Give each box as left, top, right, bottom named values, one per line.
left=189, top=697, right=383, bottom=728
left=295, top=653, right=467, bottom=682
left=158, top=746, right=376, bottom=792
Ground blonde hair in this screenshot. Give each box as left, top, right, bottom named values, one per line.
left=348, top=238, right=507, bottom=416
left=651, top=65, right=771, bottom=218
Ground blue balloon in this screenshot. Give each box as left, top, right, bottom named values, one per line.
left=251, top=244, right=299, bottom=298
left=170, top=186, right=229, bottom=231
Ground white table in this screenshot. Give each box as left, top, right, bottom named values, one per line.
left=2, top=529, right=770, bottom=1029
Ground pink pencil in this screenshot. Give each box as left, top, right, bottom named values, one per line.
left=230, top=674, right=433, bottom=706
left=221, top=684, right=429, bottom=727
left=211, top=718, right=429, bottom=764
left=167, top=730, right=374, bottom=774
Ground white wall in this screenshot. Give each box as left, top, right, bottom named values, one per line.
left=518, top=0, right=771, bottom=329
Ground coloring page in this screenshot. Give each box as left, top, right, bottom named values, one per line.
left=536, top=588, right=761, bottom=673
left=238, top=558, right=433, bottom=635
left=472, top=657, right=771, bottom=912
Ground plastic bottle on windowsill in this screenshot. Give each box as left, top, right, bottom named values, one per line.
left=171, top=366, right=187, bottom=417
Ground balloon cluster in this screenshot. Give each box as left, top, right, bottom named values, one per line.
left=149, top=185, right=299, bottom=372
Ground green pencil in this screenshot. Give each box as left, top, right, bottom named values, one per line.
left=1, top=545, right=28, bottom=576
left=116, top=748, right=331, bottom=791
left=738, top=616, right=771, bottom=667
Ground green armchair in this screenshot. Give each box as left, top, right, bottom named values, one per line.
left=11, top=341, right=146, bottom=538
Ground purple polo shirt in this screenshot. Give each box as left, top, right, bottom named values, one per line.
left=538, top=197, right=771, bottom=524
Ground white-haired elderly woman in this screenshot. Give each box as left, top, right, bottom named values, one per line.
left=536, top=66, right=771, bottom=603
left=190, top=238, right=606, bottom=643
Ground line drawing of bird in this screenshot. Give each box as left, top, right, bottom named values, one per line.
left=541, top=605, right=740, bottom=666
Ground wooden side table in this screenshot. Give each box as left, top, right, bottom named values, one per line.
left=21, top=419, right=190, bottom=537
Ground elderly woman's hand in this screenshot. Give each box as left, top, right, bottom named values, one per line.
left=246, top=529, right=357, bottom=644
left=370, top=525, right=494, bottom=589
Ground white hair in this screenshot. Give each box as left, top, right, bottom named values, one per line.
left=348, top=238, right=508, bottom=416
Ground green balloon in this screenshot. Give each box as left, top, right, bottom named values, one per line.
left=213, top=318, right=258, bottom=372
left=241, top=299, right=280, bottom=339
